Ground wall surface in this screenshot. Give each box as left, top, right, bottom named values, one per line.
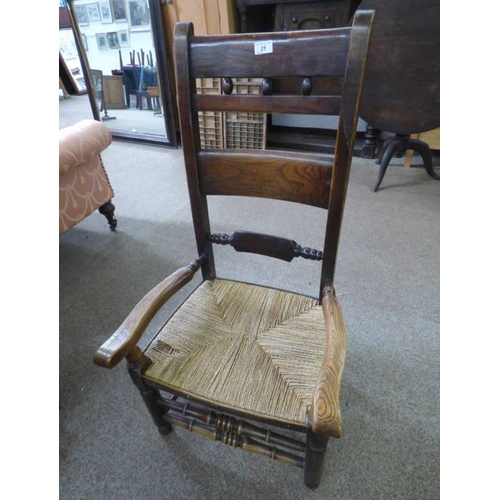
left=73, top=0, right=155, bottom=75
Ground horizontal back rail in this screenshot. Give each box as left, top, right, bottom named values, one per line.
left=189, top=29, right=351, bottom=78
left=210, top=231, right=323, bottom=262
left=197, top=150, right=332, bottom=209
left=194, top=94, right=342, bottom=115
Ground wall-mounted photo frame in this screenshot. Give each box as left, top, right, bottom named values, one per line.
left=107, top=32, right=121, bottom=49
left=74, top=5, right=89, bottom=26
left=99, top=1, right=113, bottom=24
left=96, top=33, right=108, bottom=51
left=128, top=0, right=150, bottom=30
left=118, top=29, right=130, bottom=47
left=87, top=3, right=101, bottom=22
left=110, top=0, right=127, bottom=22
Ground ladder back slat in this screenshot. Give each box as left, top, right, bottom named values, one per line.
left=198, top=150, right=332, bottom=209
left=189, top=30, right=351, bottom=78
left=194, top=94, right=342, bottom=115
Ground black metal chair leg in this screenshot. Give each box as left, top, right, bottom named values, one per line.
left=408, top=138, right=440, bottom=180
left=373, top=139, right=400, bottom=192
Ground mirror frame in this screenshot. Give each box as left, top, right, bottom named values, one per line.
left=67, top=0, right=178, bottom=148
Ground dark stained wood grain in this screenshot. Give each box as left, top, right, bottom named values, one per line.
left=189, top=29, right=351, bottom=78
left=357, top=0, right=440, bottom=134
left=173, top=22, right=216, bottom=281
left=197, top=150, right=333, bottom=209
left=320, top=9, right=374, bottom=293
left=194, top=94, right=342, bottom=115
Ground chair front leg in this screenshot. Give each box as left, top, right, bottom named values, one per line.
left=304, top=422, right=329, bottom=489
left=126, top=346, right=172, bottom=435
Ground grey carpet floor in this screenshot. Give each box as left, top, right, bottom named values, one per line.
left=59, top=97, right=439, bottom=499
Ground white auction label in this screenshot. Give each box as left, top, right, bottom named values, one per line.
left=254, top=41, right=273, bottom=55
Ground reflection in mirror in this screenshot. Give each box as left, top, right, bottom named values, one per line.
left=59, top=27, right=87, bottom=94
left=69, top=0, right=176, bottom=146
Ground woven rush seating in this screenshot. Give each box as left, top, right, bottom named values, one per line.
left=144, top=279, right=326, bottom=427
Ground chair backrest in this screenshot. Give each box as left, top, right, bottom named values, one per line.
left=138, top=66, right=158, bottom=91
left=122, top=65, right=141, bottom=92
left=174, top=11, right=374, bottom=299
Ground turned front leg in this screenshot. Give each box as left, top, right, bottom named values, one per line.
left=304, top=423, right=329, bottom=489
left=126, top=346, right=172, bottom=435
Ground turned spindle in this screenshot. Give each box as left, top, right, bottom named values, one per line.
left=301, top=78, right=312, bottom=96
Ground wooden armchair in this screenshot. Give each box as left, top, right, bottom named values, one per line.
left=94, top=12, right=374, bottom=488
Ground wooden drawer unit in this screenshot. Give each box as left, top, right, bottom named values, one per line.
left=275, top=1, right=352, bottom=31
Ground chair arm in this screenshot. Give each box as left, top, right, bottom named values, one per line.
left=94, top=256, right=205, bottom=369
left=310, top=286, right=347, bottom=438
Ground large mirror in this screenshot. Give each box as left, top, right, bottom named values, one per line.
left=67, top=0, right=177, bottom=146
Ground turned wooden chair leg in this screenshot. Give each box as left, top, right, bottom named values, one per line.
left=304, top=426, right=329, bottom=489
left=98, top=201, right=118, bottom=230
left=127, top=350, right=172, bottom=435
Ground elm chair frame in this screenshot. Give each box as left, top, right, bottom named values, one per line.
left=94, top=12, right=374, bottom=489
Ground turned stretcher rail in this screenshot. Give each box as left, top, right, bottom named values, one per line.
left=163, top=412, right=305, bottom=468
left=158, top=397, right=306, bottom=452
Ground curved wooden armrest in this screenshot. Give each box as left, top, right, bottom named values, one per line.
left=93, top=256, right=205, bottom=369
left=311, top=285, right=347, bottom=438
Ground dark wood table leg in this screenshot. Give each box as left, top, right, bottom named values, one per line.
left=373, top=134, right=439, bottom=192
left=372, top=135, right=402, bottom=192
left=407, top=137, right=440, bottom=180
left=361, top=125, right=380, bottom=159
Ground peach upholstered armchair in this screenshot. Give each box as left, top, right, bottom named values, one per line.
left=59, top=119, right=117, bottom=235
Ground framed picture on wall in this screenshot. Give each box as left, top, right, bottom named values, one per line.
left=110, top=0, right=127, bottom=22
left=107, top=32, right=121, bottom=49
left=74, top=5, right=89, bottom=26
left=118, top=29, right=130, bottom=47
left=99, top=1, right=113, bottom=24
left=128, top=0, right=150, bottom=30
left=87, top=3, right=101, bottom=22
left=96, top=33, right=108, bottom=51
